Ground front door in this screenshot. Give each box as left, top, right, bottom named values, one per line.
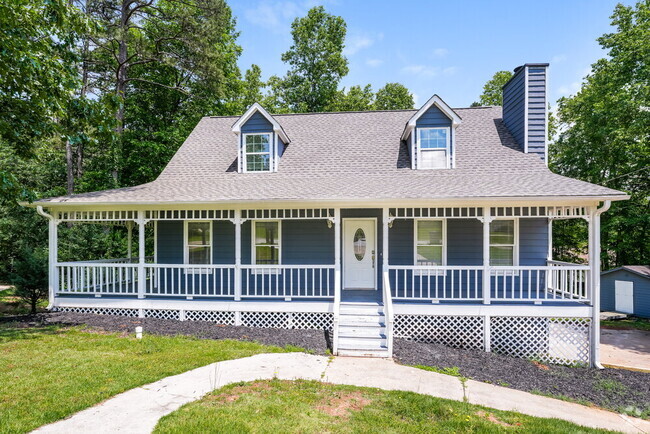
left=343, top=219, right=376, bottom=289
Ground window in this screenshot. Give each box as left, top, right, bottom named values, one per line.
left=489, top=219, right=518, bottom=266
left=415, top=220, right=445, bottom=265
left=185, top=221, right=212, bottom=265
left=253, top=221, right=281, bottom=265
left=244, top=133, right=272, bottom=172
left=417, top=127, right=450, bottom=169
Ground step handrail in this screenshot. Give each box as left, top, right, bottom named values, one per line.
left=382, top=271, right=394, bottom=356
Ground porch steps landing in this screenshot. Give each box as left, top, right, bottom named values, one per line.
left=337, top=301, right=389, bottom=358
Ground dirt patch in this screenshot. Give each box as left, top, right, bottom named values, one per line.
left=315, top=391, right=372, bottom=418
left=476, top=410, right=520, bottom=427
left=532, top=360, right=550, bottom=371
left=212, top=381, right=273, bottom=403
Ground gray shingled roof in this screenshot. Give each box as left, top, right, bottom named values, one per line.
left=35, top=106, right=626, bottom=205
left=602, top=266, right=650, bottom=279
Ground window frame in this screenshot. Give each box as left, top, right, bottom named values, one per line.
left=416, top=127, right=451, bottom=170
left=489, top=218, right=519, bottom=267
left=183, top=220, right=213, bottom=273
left=251, top=220, right=282, bottom=270
left=413, top=219, right=447, bottom=267
left=242, top=132, right=273, bottom=173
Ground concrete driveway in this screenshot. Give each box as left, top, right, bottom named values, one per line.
left=601, top=328, right=650, bottom=371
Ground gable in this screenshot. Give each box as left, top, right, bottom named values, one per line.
left=241, top=111, right=274, bottom=133
left=415, top=105, right=452, bottom=128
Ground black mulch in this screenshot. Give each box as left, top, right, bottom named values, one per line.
left=2, top=312, right=331, bottom=355
left=394, top=339, right=650, bottom=418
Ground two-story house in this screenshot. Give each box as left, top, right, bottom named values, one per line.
left=27, top=63, right=628, bottom=366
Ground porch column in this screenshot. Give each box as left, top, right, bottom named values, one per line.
left=136, top=211, right=146, bottom=299
left=482, top=207, right=492, bottom=304
left=126, top=221, right=133, bottom=259
left=334, top=208, right=341, bottom=296
left=382, top=207, right=389, bottom=282
left=48, top=215, right=59, bottom=308
left=588, top=205, right=603, bottom=367
left=234, top=210, right=242, bottom=301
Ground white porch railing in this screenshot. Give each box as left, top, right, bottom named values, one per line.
left=144, top=264, right=236, bottom=298
left=57, top=262, right=139, bottom=295
left=388, top=264, right=591, bottom=303
left=382, top=271, right=395, bottom=354
left=240, top=265, right=336, bottom=299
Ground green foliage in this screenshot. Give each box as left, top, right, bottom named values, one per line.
left=8, top=248, right=48, bottom=314
left=473, top=70, right=513, bottom=106
left=551, top=1, right=650, bottom=268
left=374, top=82, right=415, bottom=110
left=276, top=6, right=349, bottom=113
left=328, top=85, right=374, bottom=112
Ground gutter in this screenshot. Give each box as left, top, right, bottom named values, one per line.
left=36, top=206, right=56, bottom=309
left=592, top=200, right=611, bottom=369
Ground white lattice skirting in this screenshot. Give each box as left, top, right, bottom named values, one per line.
left=395, top=314, right=591, bottom=366
left=53, top=307, right=333, bottom=330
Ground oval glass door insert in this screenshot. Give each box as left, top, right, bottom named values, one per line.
left=353, top=228, right=366, bottom=261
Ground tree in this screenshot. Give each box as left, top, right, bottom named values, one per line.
left=473, top=70, right=513, bottom=106
left=551, top=1, right=650, bottom=268
left=374, top=83, right=414, bottom=110
left=278, top=6, right=348, bottom=112
left=10, top=247, right=48, bottom=314
left=0, top=0, right=88, bottom=202
left=239, top=64, right=265, bottom=111
left=329, top=85, right=374, bottom=111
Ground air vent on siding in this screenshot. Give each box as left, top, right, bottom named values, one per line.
left=502, top=63, right=549, bottom=164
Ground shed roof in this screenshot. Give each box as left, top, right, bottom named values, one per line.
left=33, top=106, right=627, bottom=206
left=602, top=266, right=650, bottom=279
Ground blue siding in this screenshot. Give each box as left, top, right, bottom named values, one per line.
left=415, top=105, right=452, bottom=128
left=213, top=221, right=235, bottom=264
left=157, top=221, right=183, bottom=264
left=601, top=270, right=650, bottom=317
left=519, top=218, right=549, bottom=266
left=242, top=220, right=251, bottom=264
left=448, top=219, right=483, bottom=265
left=241, top=111, right=273, bottom=133
left=503, top=64, right=548, bottom=162
left=503, top=67, right=526, bottom=150
left=388, top=219, right=414, bottom=265
left=282, top=220, right=334, bottom=264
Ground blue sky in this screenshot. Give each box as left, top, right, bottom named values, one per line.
left=229, top=0, right=629, bottom=108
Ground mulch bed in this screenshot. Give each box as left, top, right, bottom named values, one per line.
left=393, top=339, right=650, bottom=418
left=2, top=312, right=331, bottom=356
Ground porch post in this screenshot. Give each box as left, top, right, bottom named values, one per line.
left=234, top=210, right=242, bottom=301
left=126, top=221, right=133, bottom=259
left=588, top=205, right=602, bottom=367
left=333, top=208, right=341, bottom=353
left=48, top=215, right=59, bottom=308
left=482, top=206, right=491, bottom=304
left=137, top=211, right=146, bottom=299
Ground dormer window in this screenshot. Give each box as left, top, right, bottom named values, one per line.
left=244, top=133, right=272, bottom=172
left=417, top=127, right=450, bottom=169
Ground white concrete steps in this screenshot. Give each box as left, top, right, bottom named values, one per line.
left=336, top=301, right=389, bottom=358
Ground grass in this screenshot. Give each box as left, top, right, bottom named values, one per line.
left=154, top=379, right=610, bottom=433
left=601, top=317, right=650, bottom=331
left=0, top=322, right=298, bottom=434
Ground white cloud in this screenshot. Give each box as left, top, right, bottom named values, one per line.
left=412, top=93, right=420, bottom=107
left=551, top=54, right=567, bottom=64
left=442, top=66, right=457, bottom=76
left=432, top=48, right=448, bottom=58
left=401, top=65, right=439, bottom=77
left=244, top=1, right=332, bottom=33
left=366, top=58, right=383, bottom=67
left=344, top=35, right=374, bottom=56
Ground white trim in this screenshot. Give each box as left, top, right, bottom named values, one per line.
left=231, top=103, right=290, bottom=144
left=543, top=66, right=549, bottom=166
left=414, top=219, right=447, bottom=266
left=451, top=127, right=456, bottom=168
left=416, top=127, right=451, bottom=170
left=401, top=94, right=461, bottom=141
left=524, top=65, right=529, bottom=153
left=489, top=218, right=519, bottom=267
left=183, top=220, right=213, bottom=272
left=342, top=218, right=377, bottom=290
left=251, top=220, right=282, bottom=267
left=242, top=132, right=273, bottom=173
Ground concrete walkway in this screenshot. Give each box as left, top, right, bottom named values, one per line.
left=34, top=353, right=650, bottom=434
left=602, top=328, right=650, bottom=372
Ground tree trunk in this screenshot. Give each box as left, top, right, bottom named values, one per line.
left=112, top=0, right=130, bottom=184
left=66, top=139, right=74, bottom=194
left=30, top=296, right=37, bottom=314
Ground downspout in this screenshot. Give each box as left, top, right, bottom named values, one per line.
left=36, top=206, right=57, bottom=309
left=591, top=200, right=611, bottom=369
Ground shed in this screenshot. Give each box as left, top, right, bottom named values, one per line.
left=601, top=266, right=650, bottom=317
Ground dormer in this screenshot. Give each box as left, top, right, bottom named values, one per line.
left=231, top=103, right=290, bottom=173
left=401, top=95, right=461, bottom=170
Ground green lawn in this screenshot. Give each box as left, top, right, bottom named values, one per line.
left=0, top=323, right=296, bottom=434
left=154, top=379, right=608, bottom=433
left=601, top=318, right=650, bottom=331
